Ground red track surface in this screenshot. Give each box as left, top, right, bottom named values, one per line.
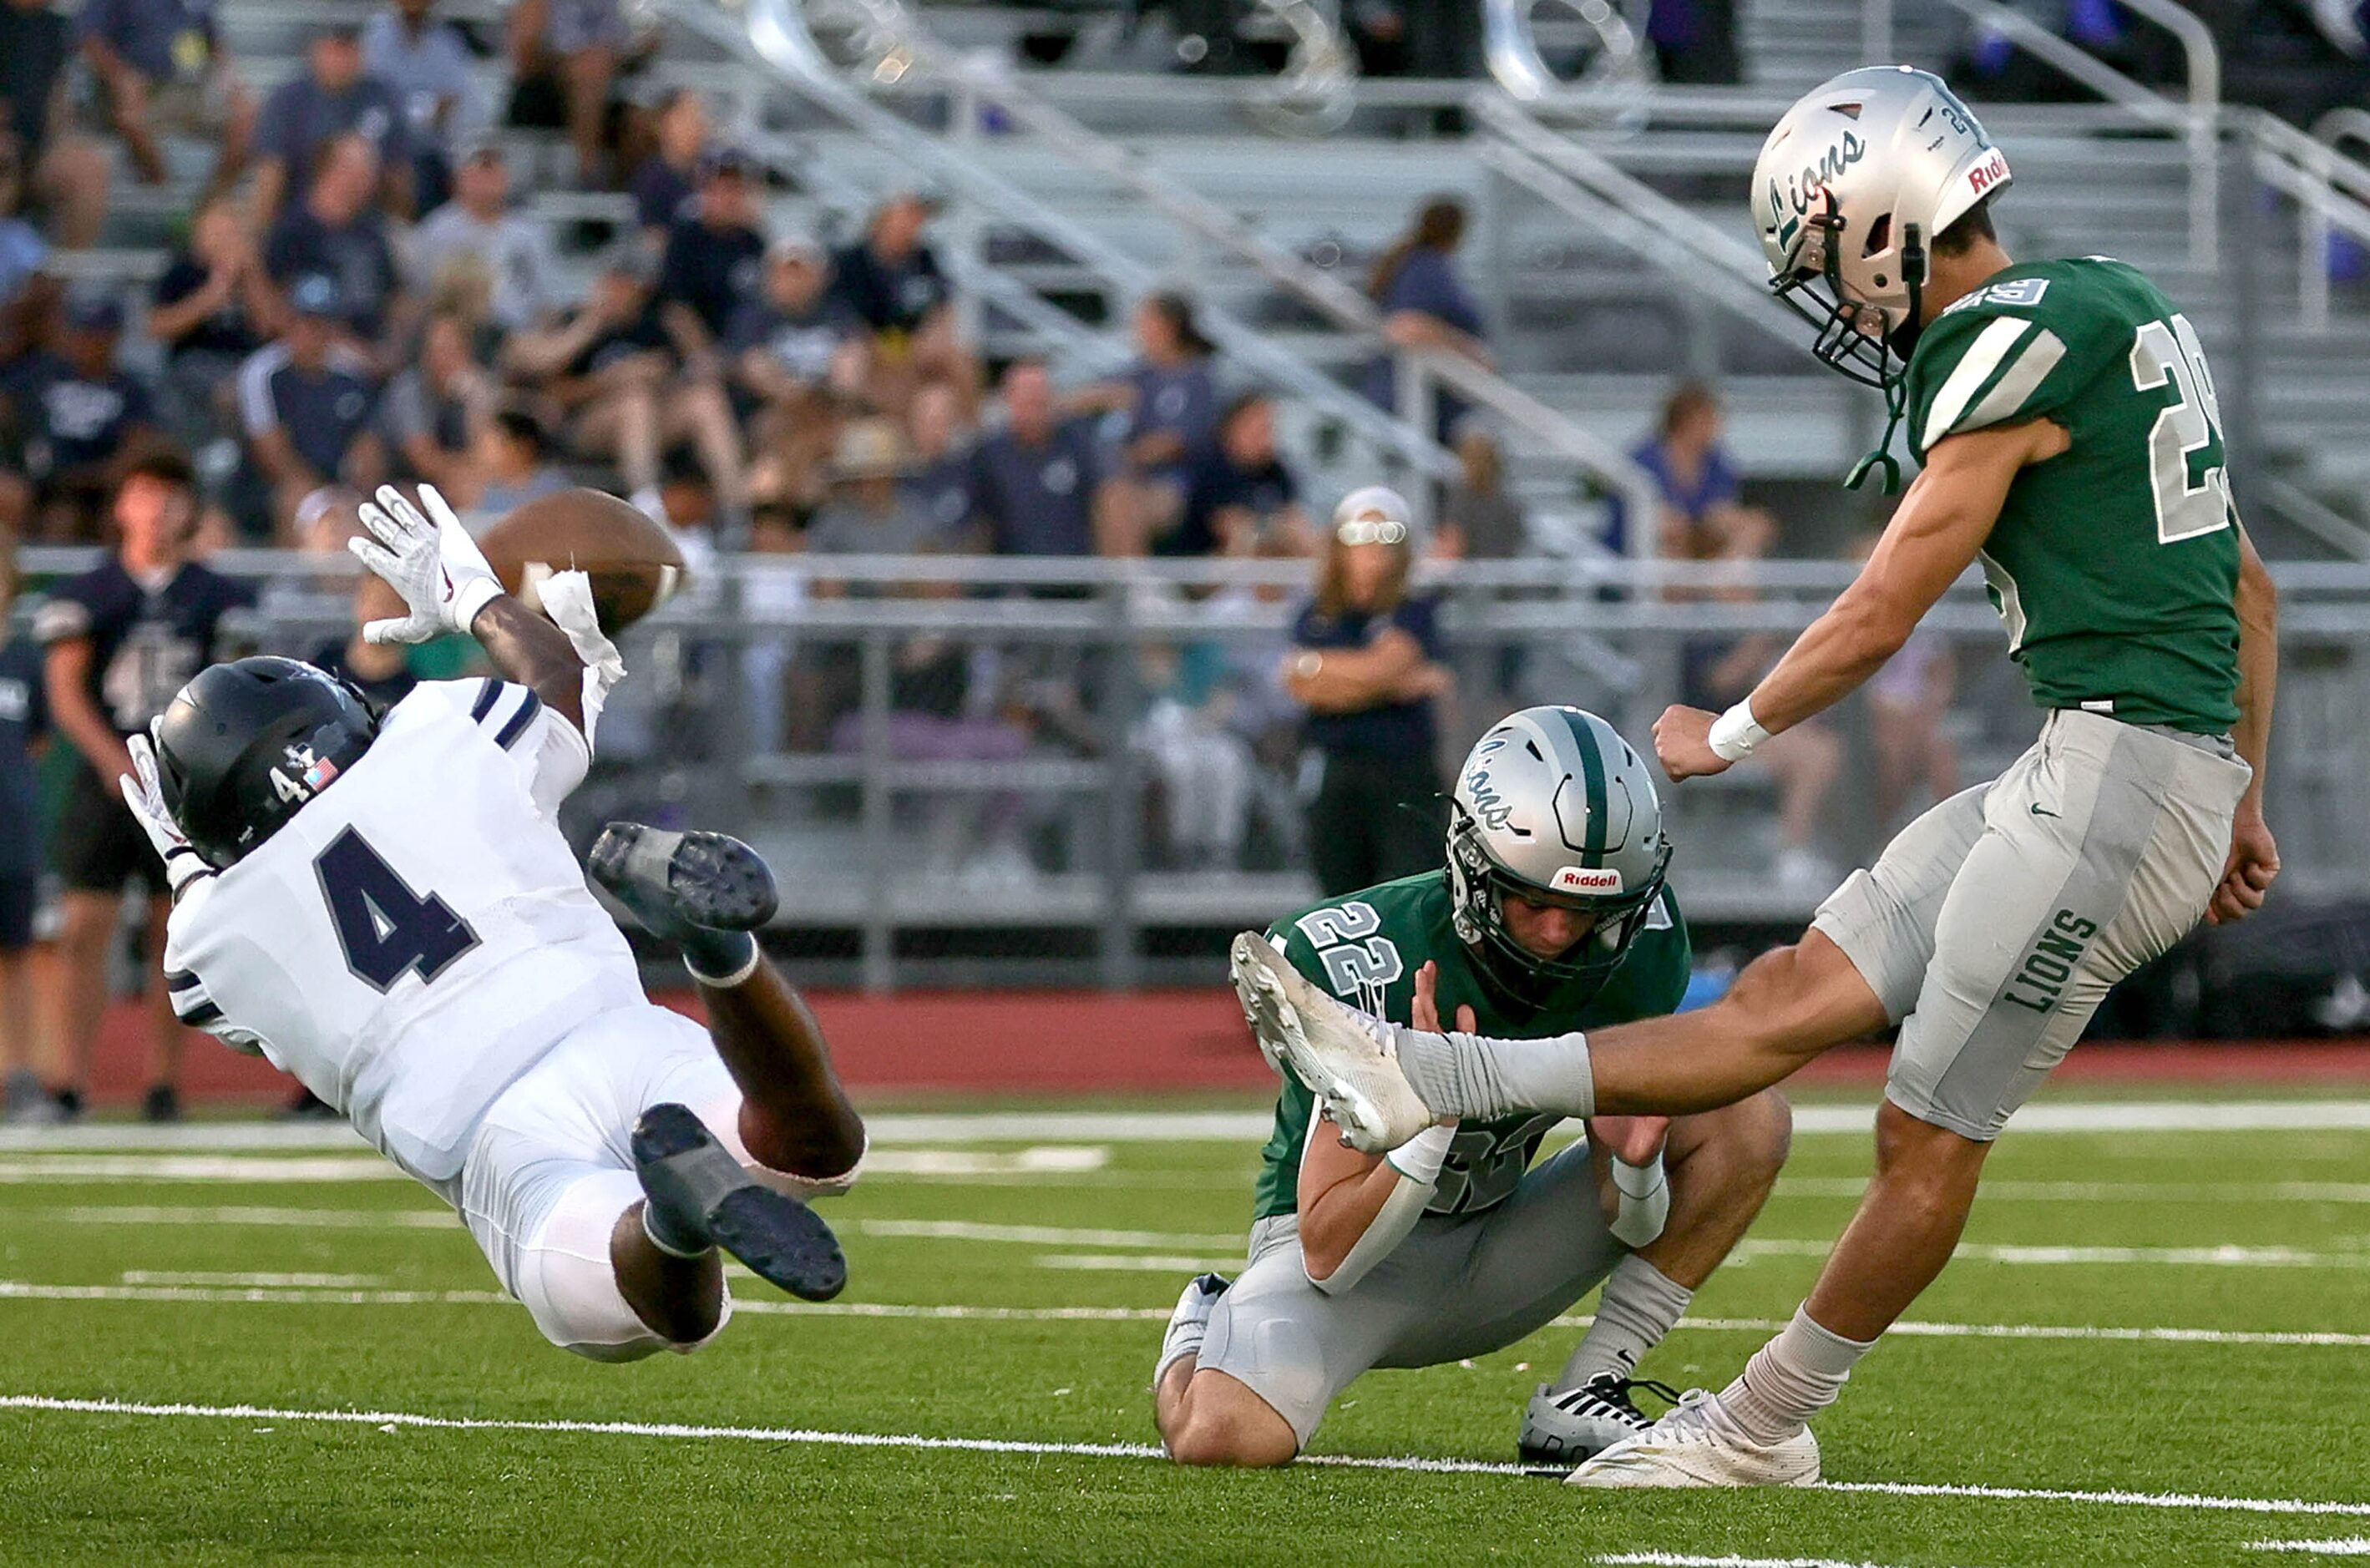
left=64, top=991, right=2370, bottom=1108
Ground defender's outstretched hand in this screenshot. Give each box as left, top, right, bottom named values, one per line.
left=349, top=483, right=504, bottom=645
left=119, top=729, right=207, bottom=893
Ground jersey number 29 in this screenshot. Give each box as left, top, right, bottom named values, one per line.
left=313, top=828, right=480, bottom=992
left=2129, top=315, right=2230, bottom=545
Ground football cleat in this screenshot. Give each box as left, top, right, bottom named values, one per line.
left=1228, top=933, right=1431, bottom=1154
left=1518, top=1375, right=1683, bottom=1472
left=1563, top=1388, right=1821, bottom=1489
left=590, top=823, right=780, bottom=941
left=1154, top=1272, right=1232, bottom=1388
left=631, top=1101, right=846, bottom=1302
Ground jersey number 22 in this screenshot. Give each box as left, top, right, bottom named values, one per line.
left=313, top=828, right=480, bottom=992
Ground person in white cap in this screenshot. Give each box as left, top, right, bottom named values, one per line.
left=1280, top=486, right=1453, bottom=897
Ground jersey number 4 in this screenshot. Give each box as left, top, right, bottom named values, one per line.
left=313, top=828, right=480, bottom=992
left=2129, top=316, right=2230, bottom=545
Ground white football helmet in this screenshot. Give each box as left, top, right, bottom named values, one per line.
left=1752, top=65, right=2011, bottom=387
left=1446, top=706, right=1672, bottom=1004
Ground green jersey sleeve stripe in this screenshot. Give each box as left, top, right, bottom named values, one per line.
left=1957, top=326, right=2067, bottom=437
left=1919, top=315, right=2033, bottom=452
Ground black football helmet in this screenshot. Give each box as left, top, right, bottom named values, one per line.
left=151, top=657, right=381, bottom=868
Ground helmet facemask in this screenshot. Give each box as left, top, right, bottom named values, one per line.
left=1769, top=194, right=1928, bottom=393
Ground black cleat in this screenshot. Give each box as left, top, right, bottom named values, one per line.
left=631, top=1101, right=845, bottom=1302
left=1518, top=1374, right=1685, bottom=1473
left=590, top=824, right=779, bottom=942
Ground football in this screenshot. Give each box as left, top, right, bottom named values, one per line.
left=477, top=488, right=688, bottom=635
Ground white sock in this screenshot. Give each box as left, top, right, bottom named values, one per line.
left=1390, top=1024, right=1596, bottom=1123
left=1559, top=1255, right=1694, bottom=1389
left=1722, top=1305, right=1876, bottom=1445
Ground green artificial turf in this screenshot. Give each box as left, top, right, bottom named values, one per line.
left=1, top=1095, right=2366, bottom=1565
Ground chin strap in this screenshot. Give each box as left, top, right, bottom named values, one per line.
left=1844, top=372, right=1907, bottom=494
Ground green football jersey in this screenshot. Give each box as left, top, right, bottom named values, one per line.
left=1902, top=256, right=2241, bottom=734
left=1248, top=872, right=1691, bottom=1223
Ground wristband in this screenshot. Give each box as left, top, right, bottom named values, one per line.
left=1609, top=1151, right=1666, bottom=1201
left=1383, top=1120, right=1456, bottom=1186
left=1707, top=698, right=1771, bottom=762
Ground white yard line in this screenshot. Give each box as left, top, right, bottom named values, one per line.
left=1733, top=1239, right=2370, bottom=1269
left=6, top=1102, right=2370, bottom=1156
left=4, top=1393, right=2369, bottom=1519
left=119, top=1270, right=392, bottom=1288
left=2248, top=1540, right=2370, bottom=1555
left=4, top=1277, right=2366, bottom=1348
left=0, top=1156, right=406, bottom=1183
left=1598, top=1556, right=1971, bottom=1568
left=854, top=1220, right=1243, bottom=1250
left=1780, top=1179, right=2370, bottom=1204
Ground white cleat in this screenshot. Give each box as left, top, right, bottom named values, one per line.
left=1227, top=933, right=1432, bottom=1154
left=1562, top=1389, right=1821, bottom=1489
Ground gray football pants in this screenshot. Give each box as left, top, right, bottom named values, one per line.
left=1815, top=707, right=2251, bottom=1141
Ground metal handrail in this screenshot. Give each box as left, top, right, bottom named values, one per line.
left=713, top=0, right=1667, bottom=543
left=1925, top=0, right=2219, bottom=267
left=677, top=0, right=1453, bottom=496
left=1470, top=94, right=1803, bottom=352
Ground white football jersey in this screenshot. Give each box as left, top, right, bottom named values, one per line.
left=164, top=678, right=645, bottom=1183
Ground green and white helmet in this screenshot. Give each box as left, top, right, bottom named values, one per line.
left=1754, top=65, right=2010, bottom=388
left=1446, top=706, right=1672, bottom=1004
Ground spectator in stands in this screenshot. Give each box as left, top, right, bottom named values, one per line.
left=1174, top=391, right=1311, bottom=558
left=505, top=0, right=644, bottom=188
left=2, top=289, right=160, bottom=541
left=629, top=86, right=707, bottom=238
left=656, top=147, right=767, bottom=346
left=250, top=23, right=414, bottom=227
left=904, top=378, right=975, bottom=537
left=382, top=309, right=494, bottom=502
left=75, top=0, right=254, bottom=198
left=1618, top=379, right=1775, bottom=562
left=1076, top=291, right=1219, bottom=557
left=35, top=448, right=252, bottom=1121
left=1133, top=635, right=1255, bottom=872
left=729, top=233, right=863, bottom=518
left=471, top=405, right=568, bottom=517
left=362, top=0, right=485, bottom=215
left=966, top=358, right=1108, bottom=559
left=3, top=0, right=110, bottom=248
left=237, top=273, right=387, bottom=542
left=808, top=417, right=1034, bottom=886
left=1284, top=486, right=1451, bottom=896
left=833, top=190, right=978, bottom=418
left=263, top=134, right=408, bottom=360
left=1360, top=196, right=1489, bottom=443
left=0, top=533, right=53, bottom=1120
left=409, top=139, right=566, bottom=336
left=148, top=195, right=274, bottom=445
left=0, top=139, right=46, bottom=318
left=506, top=245, right=743, bottom=528
left=1851, top=530, right=1960, bottom=835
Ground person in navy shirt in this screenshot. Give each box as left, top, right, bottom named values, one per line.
left=655, top=147, right=765, bottom=346
left=965, top=359, right=1105, bottom=566
left=262, top=133, right=405, bottom=352
left=33, top=449, right=252, bottom=1120
left=1609, top=381, right=1775, bottom=562
left=1280, top=486, right=1451, bottom=896
left=1073, top=292, right=1218, bottom=554
left=249, top=22, right=413, bottom=224
left=1, top=290, right=159, bottom=540
left=1359, top=197, right=1490, bottom=443
left=1172, top=391, right=1310, bottom=559
left=832, top=190, right=975, bottom=418
left=0, top=534, right=52, bottom=1120
left=236, top=273, right=387, bottom=540
left=74, top=0, right=256, bottom=197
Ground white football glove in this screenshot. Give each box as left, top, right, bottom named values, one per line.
left=119, top=729, right=210, bottom=895
left=348, top=483, right=505, bottom=645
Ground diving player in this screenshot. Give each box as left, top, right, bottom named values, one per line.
left=129, top=483, right=866, bottom=1359
left=1157, top=707, right=1790, bottom=1467
left=1229, top=66, right=2278, bottom=1485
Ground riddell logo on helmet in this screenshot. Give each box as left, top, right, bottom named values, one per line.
left=1967, top=151, right=2008, bottom=196
left=1552, top=866, right=1623, bottom=894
